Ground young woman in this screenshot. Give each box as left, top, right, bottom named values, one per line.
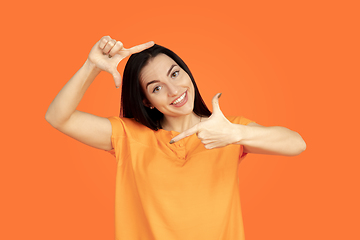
left=46, top=36, right=306, bottom=240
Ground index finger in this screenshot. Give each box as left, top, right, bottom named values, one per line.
left=128, top=41, right=155, bottom=54
left=169, top=124, right=199, bottom=144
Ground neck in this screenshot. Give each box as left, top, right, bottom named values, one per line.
left=161, top=112, right=201, bottom=133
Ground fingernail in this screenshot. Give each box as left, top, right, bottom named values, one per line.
left=169, top=140, right=175, bottom=144
left=116, top=86, right=119, bottom=89
left=218, top=93, right=222, bottom=98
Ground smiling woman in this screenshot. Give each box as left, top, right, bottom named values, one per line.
left=121, top=44, right=211, bottom=132
left=45, top=35, right=306, bottom=240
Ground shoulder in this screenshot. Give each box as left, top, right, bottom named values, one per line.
left=107, top=116, right=152, bottom=137
left=226, top=116, right=255, bottom=125
left=106, top=117, right=155, bottom=157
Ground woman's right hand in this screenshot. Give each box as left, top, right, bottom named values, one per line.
left=87, top=36, right=154, bottom=88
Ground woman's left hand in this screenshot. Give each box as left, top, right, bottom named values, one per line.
left=170, top=93, right=240, bottom=149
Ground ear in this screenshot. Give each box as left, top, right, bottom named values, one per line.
left=142, top=98, right=153, bottom=108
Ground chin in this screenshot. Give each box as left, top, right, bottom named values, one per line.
left=178, top=105, right=195, bottom=116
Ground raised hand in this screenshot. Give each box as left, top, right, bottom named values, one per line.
left=87, top=36, right=154, bottom=87
left=170, top=93, right=240, bottom=149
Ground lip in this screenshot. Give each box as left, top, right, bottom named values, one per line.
left=170, top=90, right=188, bottom=107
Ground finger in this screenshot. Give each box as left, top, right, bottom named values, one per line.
left=196, top=131, right=211, bottom=141
left=204, top=142, right=221, bottom=150
left=108, top=41, right=124, bottom=57
left=103, top=39, right=117, bottom=54
left=169, top=124, right=199, bottom=144
left=204, top=144, right=216, bottom=150
left=99, top=36, right=111, bottom=49
left=211, top=93, right=222, bottom=115
left=128, top=41, right=155, bottom=55
left=196, top=131, right=204, bottom=140
left=201, top=139, right=216, bottom=145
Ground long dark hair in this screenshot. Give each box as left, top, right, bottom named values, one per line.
left=121, top=44, right=211, bottom=130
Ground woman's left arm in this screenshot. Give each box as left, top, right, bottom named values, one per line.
left=234, top=122, right=306, bottom=156
left=170, top=93, right=306, bottom=156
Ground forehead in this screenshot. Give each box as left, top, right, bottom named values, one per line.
left=140, top=54, right=177, bottom=84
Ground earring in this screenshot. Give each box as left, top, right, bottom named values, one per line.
left=150, top=106, right=154, bottom=109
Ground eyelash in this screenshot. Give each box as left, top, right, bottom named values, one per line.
left=153, top=86, right=162, bottom=93
left=171, top=70, right=180, bottom=78
left=152, top=70, right=180, bottom=93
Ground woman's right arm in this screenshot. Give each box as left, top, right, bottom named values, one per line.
left=45, top=36, right=154, bottom=150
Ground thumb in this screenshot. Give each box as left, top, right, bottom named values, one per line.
left=112, top=71, right=122, bottom=88
left=211, top=93, right=222, bottom=115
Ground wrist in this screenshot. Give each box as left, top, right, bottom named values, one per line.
left=84, top=59, right=102, bottom=75
left=231, top=123, right=249, bottom=145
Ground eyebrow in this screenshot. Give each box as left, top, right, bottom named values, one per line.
left=146, top=80, right=160, bottom=89
left=146, top=64, right=178, bottom=89
left=167, top=64, right=177, bottom=77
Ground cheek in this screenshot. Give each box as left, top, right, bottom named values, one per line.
left=189, top=81, right=195, bottom=95
left=147, top=93, right=166, bottom=107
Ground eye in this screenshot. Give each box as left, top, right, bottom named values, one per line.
left=152, top=85, right=162, bottom=93
left=171, top=70, right=179, bottom=78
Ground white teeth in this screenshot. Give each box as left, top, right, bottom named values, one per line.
left=172, top=92, right=186, bottom=105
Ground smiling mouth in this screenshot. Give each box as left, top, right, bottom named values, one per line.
left=171, top=91, right=187, bottom=105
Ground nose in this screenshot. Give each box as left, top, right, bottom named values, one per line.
left=167, top=82, right=179, bottom=97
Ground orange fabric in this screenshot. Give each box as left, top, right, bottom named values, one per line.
left=107, top=116, right=253, bottom=240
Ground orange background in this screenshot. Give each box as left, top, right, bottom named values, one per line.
left=1, top=0, right=359, bottom=239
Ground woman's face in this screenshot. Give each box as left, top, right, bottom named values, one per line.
left=140, top=54, right=195, bottom=118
